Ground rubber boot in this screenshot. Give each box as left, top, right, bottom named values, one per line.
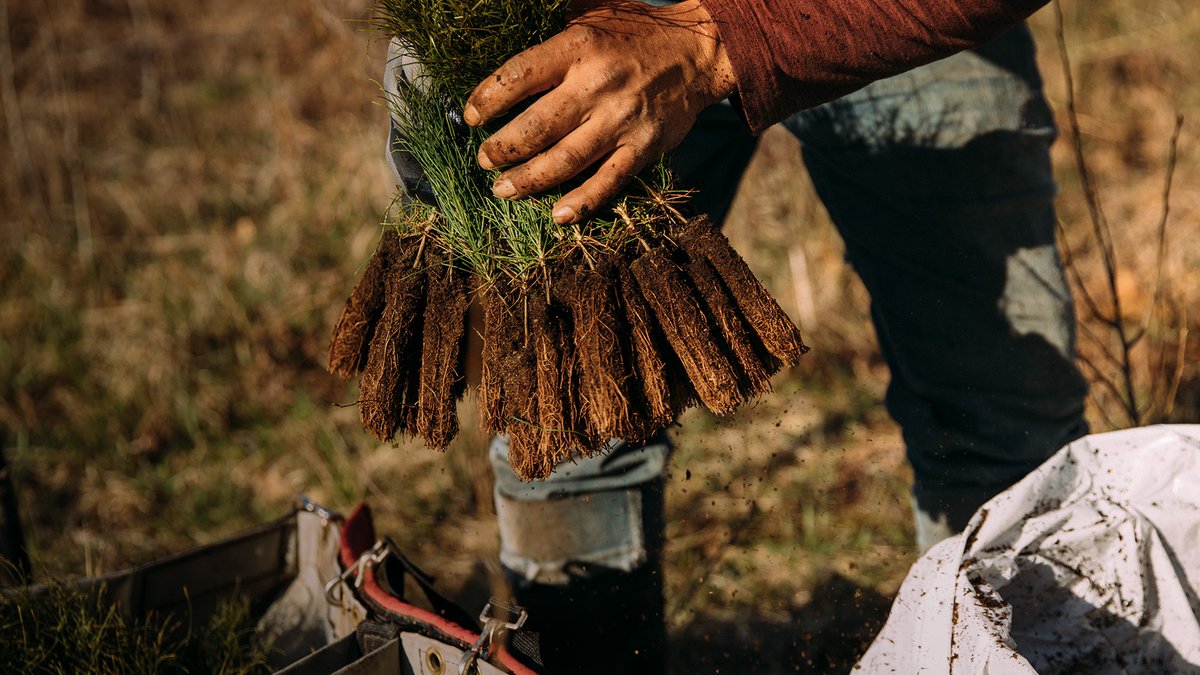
left=506, top=480, right=667, bottom=675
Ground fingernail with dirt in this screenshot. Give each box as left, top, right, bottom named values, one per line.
left=552, top=205, right=575, bottom=224
left=478, top=149, right=495, bottom=170
left=493, top=178, right=516, bottom=199
left=464, top=103, right=480, bottom=126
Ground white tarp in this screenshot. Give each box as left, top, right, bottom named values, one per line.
left=856, top=425, right=1200, bottom=674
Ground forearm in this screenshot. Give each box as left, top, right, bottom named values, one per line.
left=702, top=0, right=1048, bottom=133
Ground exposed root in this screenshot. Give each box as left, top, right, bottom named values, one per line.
left=683, top=250, right=774, bottom=395
left=616, top=266, right=680, bottom=430
left=341, top=216, right=808, bottom=480
left=479, top=284, right=511, bottom=434
left=358, top=254, right=428, bottom=441
left=678, top=217, right=809, bottom=366
left=498, top=296, right=543, bottom=480
left=328, top=230, right=403, bottom=379
left=567, top=259, right=639, bottom=440
left=416, top=259, right=470, bottom=450
left=631, top=247, right=742, bottom=415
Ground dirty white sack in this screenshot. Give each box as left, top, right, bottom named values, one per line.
left=856, top=425, right=1200, bottom=674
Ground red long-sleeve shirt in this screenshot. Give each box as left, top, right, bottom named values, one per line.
left=700, top=0, right=1048, bottom=133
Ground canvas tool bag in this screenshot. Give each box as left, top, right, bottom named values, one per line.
left=282, top=501, right=543, bottom=675
left=20, top=496, right=542, bottom=674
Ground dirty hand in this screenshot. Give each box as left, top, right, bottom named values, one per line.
left=463, top=0, right=736, bottom=225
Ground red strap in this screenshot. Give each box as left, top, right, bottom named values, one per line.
left=339, top=503, right=377, bottom=567
left=339, top=503, right=538, bottom=675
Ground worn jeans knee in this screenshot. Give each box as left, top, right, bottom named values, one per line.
left=490, top=434, right=670, bottom=585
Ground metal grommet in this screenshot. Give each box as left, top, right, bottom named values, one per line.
left=424, top=647, right=446, bottom=675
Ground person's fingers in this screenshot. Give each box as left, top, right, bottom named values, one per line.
left=476, top=90, right=585, bottom=171
left=490, top=120, right=611, bottom=199
left=551, top=145, right=646, bottom=224
left=464, top=40, right=568, bottom=128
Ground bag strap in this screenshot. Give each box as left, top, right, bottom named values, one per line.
left=334, top=503, right=541, bottom=675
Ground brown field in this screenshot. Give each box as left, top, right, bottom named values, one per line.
left=2, top=0, right=1197, bottom=671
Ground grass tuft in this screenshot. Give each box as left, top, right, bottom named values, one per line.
left=0, top=580, right=269, bottom=674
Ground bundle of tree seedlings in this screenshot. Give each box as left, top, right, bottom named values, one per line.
left=328, top=0, right=809, bottom=480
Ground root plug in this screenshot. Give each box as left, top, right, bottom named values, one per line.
left=359, top=254, right=428, bottom=441
left=678, top=217, right=809, bottom=366
left=416, top=259, right=470, bottom=450
left=567, top=259, right=643, bottom=442
left=328, top=230, right=403, bottom=379
left=631, top=246, right=742, bottom=415
left=683, top=251, right=773, bottom=395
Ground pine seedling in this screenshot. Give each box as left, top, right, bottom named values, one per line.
left=329, top=0, right=809, bottom=480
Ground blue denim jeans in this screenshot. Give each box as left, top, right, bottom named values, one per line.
left=491, top=23, right=1089, bottom=572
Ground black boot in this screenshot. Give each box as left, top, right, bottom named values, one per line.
left=507, top=480, right=667, bottom=675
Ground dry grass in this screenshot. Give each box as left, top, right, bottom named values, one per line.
left=1, top=0, right=1196, bottom=672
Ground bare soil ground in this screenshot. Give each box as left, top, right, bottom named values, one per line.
left=2, top=0, right=1197, bottom=671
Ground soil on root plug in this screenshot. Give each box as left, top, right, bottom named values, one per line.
left=682, top=251, right=773, bottom=395
left=678, top=218, right=809, bottom=366
left=358, top=247, right=428, bottom=441
left=338, top=217, right=808, bottom=481
left=479, top=286, right=511, bottom=435
left=416, top=259, right=470, bottom=450
left=328, top=230, right=404, bottom=379
left=495, top=295, right=545, bottom=480
left=630, top=246, right=743, bottom=416
left=564, top=259, right=646, bottom=444
left=616, top=265, right=684, bottom=431
left=530, top=293, right=579, bottom=473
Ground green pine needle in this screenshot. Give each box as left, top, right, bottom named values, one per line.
left=375, top=0, right=690, bottom=287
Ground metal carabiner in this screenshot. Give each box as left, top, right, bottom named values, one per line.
left=323, top=539, right=390, bottom=608
left=458, top=599, right=528, bottom=675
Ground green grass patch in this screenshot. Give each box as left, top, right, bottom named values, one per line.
left=0, top=581, right=269, bottom=675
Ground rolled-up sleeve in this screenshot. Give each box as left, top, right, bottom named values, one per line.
left=700, top=0, right=1048, bottom=133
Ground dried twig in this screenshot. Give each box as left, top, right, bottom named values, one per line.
left=1053, top=0, right=1187, bottom=427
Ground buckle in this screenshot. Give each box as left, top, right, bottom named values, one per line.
left=458, top=599, right=528, bottom=674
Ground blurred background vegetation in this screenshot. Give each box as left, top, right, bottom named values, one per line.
left=1, top=0, right=1196, bottom=671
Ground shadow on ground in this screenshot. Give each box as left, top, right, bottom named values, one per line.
left=670, top=573, right=893, bottom=674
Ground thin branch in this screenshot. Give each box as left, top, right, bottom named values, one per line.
left=1076, top=316, right=1127, bottom=372
left=1153, top=114, right=1184, bottom=280
left=1144, top=115, right=1184, bottom=413
left=1054, top=0, right=1138, bottom=425
left=1163, top=306, right=1188, bottom=420
left=1056, top=220, right=1112, bottom=329
left=1074, top=355, right=1124, bottom=431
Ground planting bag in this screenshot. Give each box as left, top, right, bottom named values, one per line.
left=857, top=425, right=1200, bottom=673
